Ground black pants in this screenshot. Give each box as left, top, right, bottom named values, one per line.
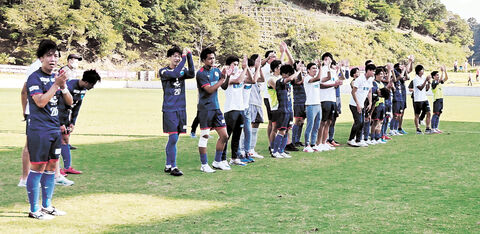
left=349, top=105, right=364, bottom=142
left=223, top=110, right=244, bottom=160
left=191, top=111, right=199, bottom=133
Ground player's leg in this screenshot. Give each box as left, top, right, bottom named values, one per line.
left=19, top=139, right=30, bottom=187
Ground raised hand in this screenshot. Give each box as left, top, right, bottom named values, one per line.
left=54, top=69, right=68, bottom=89
left=242, top=55, right=248, bottom=69
left=255, top=56, right=261, bottom=69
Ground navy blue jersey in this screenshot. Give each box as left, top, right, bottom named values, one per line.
left=196, top=66, right=222, bottom=111
left=26, top=69, right=62, bottom=132
left=292, top=80, right=306, bottom=105
left=58, top=79, right=86, bottom=125
left=275, top=78, right=293, bottom=113
left=392, top=80, right=403, bottom=102
left=160, top=53, right=195, bottom=112
left=400, top=76, right=407, bottom=101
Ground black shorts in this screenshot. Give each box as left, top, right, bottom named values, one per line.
left=372, top=104, right=385, bottom=121
left=293, top=104, right=306, bottom=119
left=163, top=110, right=187, bottom=134
left=413, top=101, right=430, bottom=115
left=264, top=98, right=273, bottom=121
left=392, top=101, right=404, bottom=115
left=433, top=98, right=443, bottom=114
left=275, top=111, right=293, bottom=130
left=198, top=109, right=226, bottom=130
left=321, top=101, right=337, bottom=121
left=402, top=96, right=407, bottom=110
left=27, top=130, right=61, bottom=165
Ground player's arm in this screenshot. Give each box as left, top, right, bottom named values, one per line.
left=232, top=56, right=249, bottom=84
left=185, top=51, right=195, bottom=79
left=251, top=57, right=261, bottom=84
left=268, top=75, right=276, bottom=90
left=70, top=99, right=82, bottom=126
left=442, top=65, right=448, bottom=83
left=161, top=56, right=187, bottom=80
left=283, top=42, right=294, bottom=65
left=21, top=82, right=28, bottom=119
left=351, top=86, right=361, bottom=113
left=309, top=65, right=322, bottom=83
left=367, top=89, right=372, bottom=112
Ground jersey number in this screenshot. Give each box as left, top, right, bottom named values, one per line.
left=50, top=107, right=58, bottom=117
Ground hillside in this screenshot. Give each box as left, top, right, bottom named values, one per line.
left=0, top=0, right=474, bottom=70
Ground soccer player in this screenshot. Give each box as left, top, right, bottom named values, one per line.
left=159, top=46, right=195, bottom=176
left=25, top=40, right=72, bottom=219
left=221, top=55, right=247, bottom=167
left=246, top=54, right=265, bottom=158
left=196, top=48, right=228, bottom=173
left=390, top=63, right=405, bottom=136
left=397, top=56, right=414, bottom=134
left=327, top=60, right=346, bottom=147
left=270, top=64, right=301, bottom=158
left=347, top=65, right=374, bottom=147
left=412, top=65, right=432, bottom=134
left=370, top=67, right=390, bottom=144
left=381, top=64, right=395, bottom=141
left=290, top=60, right=306, bottom=149
left=302, top=62, right=322, bottom=152
left=315, top=52, right=342, bottom=152
left=18, top=58, right=42, bottom=187
left=431, top=65, right=448, bottom=133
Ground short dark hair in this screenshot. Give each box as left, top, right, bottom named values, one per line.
left=250, top=54, right=259, bottom=61
left=200, top=48, right=215, bottom=61
left=248, top=59, right=255, bottom=67
left=321, top=52, right=333, bottom=61
left=365, top=64, right=376, bottom=72
left=293, top=60, right=304, bottom=71
left=431, top=71, right=439, bottom=77
left=375, top=67, right=384, bottom=76
left=280, top=64, right=295, bottom=76
left=379, top=87, right=390, bottom=99
left=167, top=46, right=182, bottom=57
left=270, top=60, right=282, bottom=72
left=306, top=62, right=317, bottom=70
left=36, top=39, right=58, bottom=58
left=415, top=65, right=424, bottom=75
left=82, top=69, right=101, bottom=85
left=350, top=67, right=359, bottom=77
left=365, top=60, right=373, bottom=67
left=225, top=56, right=239, bottom=66
left=265, top=50, right=274, bottom=58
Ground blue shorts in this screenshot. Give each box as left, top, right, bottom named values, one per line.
left=433, top=99, right=443, bottom=114
left=27, top=130, right=61, bottom=165
left=293, top=104, right=306, bottom=119
left=163, top=110, right=187, bottom=134
left=274, top=111, right=293, bottom=130
left=392, top=101, right=404, bottom=115
left=373, top=104, right=385, bottom=121
left=198, top=109, right=226, bottom=130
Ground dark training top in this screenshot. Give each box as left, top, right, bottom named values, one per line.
left=275, top=78, right=293, bottom=113
left=196, top=65, right=222, bottom=111
left=160, top=53, right=195, bottom=112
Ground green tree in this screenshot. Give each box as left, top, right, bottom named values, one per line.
left=218, top=14, right=260, bottom=61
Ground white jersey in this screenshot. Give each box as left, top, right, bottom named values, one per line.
left=349, top=74, right=372, bottom=108
left=303, top=74, right=321, bottom=105
left=319, top=65, right=337, bottom=102
left=413, top=75, right=428, bottom=102
left=224, top=73, right=244, bottom=112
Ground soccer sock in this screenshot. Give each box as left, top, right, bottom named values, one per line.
left=363, top=122, right=370, bottom=141
left=214, top=150, right=223, bottom=162
left=272, top=134, right=283, bottom=153
left=250, top=128, right=258, bottom=151
left=200, top=153, right=208, bottom=165
left=26, top=170, right=42, bottom=212
left=166, top=134, right=178, bottom=167
left=280, top=134, right=288, bottom=153
left=437, top=115, right=441, bottom=129
left=61, top=143, right=71, bottom=169
left=291, top=125, right=298, bottom=144
left=40, top=171, right=55, bottom=209
left=297, top=124, right=303, bottom=143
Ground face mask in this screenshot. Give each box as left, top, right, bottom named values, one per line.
left=71, top=60, right=79, bottom=69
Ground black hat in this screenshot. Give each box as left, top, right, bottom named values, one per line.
left=67, top=54, right=82, bottom=61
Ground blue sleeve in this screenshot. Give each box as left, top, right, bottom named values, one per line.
left=196, top=70, right=210, bottom=89
left=185, top=53, right=195, bottom=79
left=160, top=55, right=187, bottom=80
left=71, top=99, right=82, bottom=125
left=26, top=73, right=43, bottom=97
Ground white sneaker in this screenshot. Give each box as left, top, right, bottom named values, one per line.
left=229, top=158, right=246, bottom=166
left=420, top=120, right=426, bottom=126
left=377, top=139, right=386, bottom=144
left=324, top=144, right=335, bottom=150
left=303, top=146, right=314, bottom=153
left=55, top=175, right=74, bottom=186
left=212, top=161, right=231, bottom=170
left=357, top=141, right=369, bottom=147
left=221, top=160, right=231, bottom=169
left=396, top=130, right=403, bottom=135
left=272, top=152, right=284, bottom=158
left=41, top=206, right=66, bottom=216
left=200, top=164, right=216, bottom=173
left=280, top=152, right=291, bottom=158
left=250, top=150, right=264, bottom=159
left=28, top=211, right=55, bottom=220
left=18, top=179, right=27, bottom=187
left=370, top=139, right=378, bottom=145
left=347, top=140, right=359, bottom=147
left=315, top=144, right=326, bottom=152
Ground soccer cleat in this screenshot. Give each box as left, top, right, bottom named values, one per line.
left=41, top=206, right=66, bottom=216
left=303, top=146, right=314, bottom=153
left=280, top=152, right=292, bottom=158
left=55, top=175, right=74, bottom=186
left=250, top=151, right=264, bottom=159
left=212, top=161, right=231, bottom=170
left=64, top=167, right=82, bottom=174
left=169, top=168, right=183, bottom=176
left=285, top=143, right=299, bottom=151
left=271, top=152, right=284, bottom=158
left=416, top=129, right=423, bottom=135
left=18, top=179, right=27, bottom=187
left=229, top=158, right=246, bottom=166
left=29, top=211, right=54, bottom=220
left=190, top=132, right=197, bottom=138
left=200, top=164, right=216, bottom=173
left=164, top=167, right=172, bottom=173
left=347, top=140, right=359, bottom=147
left=398, top=129, right=407, bottom=134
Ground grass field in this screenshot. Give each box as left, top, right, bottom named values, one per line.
left=0, top=88, right=479, bottom=233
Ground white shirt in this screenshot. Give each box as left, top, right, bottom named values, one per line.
left=24, top=59, right=42, bottom=115
left=319, top=65, right=337, bottom=102
left=349, top=74, right=372, bottom=108
left=242, top=83, right=253, bottom=109
left=224, top=73, right=244, bottom=113
left=303, top=74, right=321, bottom=105
left=413, top=75, right=428, bottom=102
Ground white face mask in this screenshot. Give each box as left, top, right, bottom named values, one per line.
left=70, top=60, right=79, bottom=69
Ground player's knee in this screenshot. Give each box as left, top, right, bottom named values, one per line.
left=198, top=129, right=210, bottom=147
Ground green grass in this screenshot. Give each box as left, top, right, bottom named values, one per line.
left=0, top=88, right=479, bottom=233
